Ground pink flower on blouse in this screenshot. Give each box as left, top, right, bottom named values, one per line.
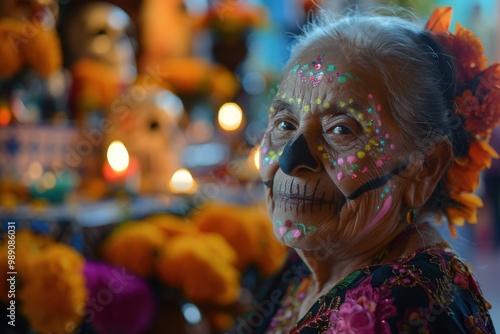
left=327, top=277, right=396, bottom=334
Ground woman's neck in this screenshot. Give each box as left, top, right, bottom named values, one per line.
left=296, top=222, right=442, bottom=293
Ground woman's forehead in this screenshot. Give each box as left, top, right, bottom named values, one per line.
left=275, top=51, right=378, bottom=113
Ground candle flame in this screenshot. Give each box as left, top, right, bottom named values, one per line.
left=169, top=168, right=197, bottom=194
left=107, top=141, right=130, bottom=172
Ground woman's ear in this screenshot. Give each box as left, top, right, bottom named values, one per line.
left=402, top=140, right=453, bottom=209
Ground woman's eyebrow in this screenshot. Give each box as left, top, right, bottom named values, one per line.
left=269, top=99, right=295, bottom=116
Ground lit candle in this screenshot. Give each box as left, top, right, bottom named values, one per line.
left=168, top=168, right=197, bottom=195
left=103, top=140, right=140, bottom=193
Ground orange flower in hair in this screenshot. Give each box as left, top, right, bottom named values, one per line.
left=427, top=7, right=500, bottom=236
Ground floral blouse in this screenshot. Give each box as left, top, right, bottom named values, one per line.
left=238, top=244, right=495, bottom=334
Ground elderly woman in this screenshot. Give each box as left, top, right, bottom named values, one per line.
left=238, top=7, right=498, bottom=334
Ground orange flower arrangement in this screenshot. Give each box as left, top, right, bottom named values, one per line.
left=425, top=7, right=500, bottom=237
left=203, top=1, right=268, bottom=33
left=19, top=243, right=87, bottom=334
left=0, top=230, right=87, bottom=334
left=0, top=17, right=61, bottom=79
left=191, top=201, right=288, bottom=273
left=156, top=233, right=240, bottom=305
left=100, top=221, right=165, bottom=277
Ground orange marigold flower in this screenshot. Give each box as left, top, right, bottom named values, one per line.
left=21, top=27, right=62, bottom=77
left=446, top=193, right=483, bottom=226
left=19, top=243, right=87, bottom=334
left=476, top=90, right=500, bottom=139
left=0, top=18, right=25, bottom=78
left=145, top=213, right=199, bottom=238
left=455, top=89, right=479, bottom=118
left=446, top=159, right=481, bottom=194
left=192, top=202, right=259, bottom=270
left=0, top=230, right=53, bottom=303
left=449, top=23, right=487, bottom=85
left=156, top=233, right=239, bottom=305
left=101, top=221, right=165, bottom=277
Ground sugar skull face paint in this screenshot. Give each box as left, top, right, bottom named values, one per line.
left=260, top=48, right=412, bottom=249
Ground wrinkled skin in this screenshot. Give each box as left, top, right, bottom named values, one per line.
left=259, top=46, right=446, bottom=266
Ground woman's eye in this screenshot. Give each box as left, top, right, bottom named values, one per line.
left=332, top=125, right=352, bottom=134
left=278, top=121, right=296, bottom=131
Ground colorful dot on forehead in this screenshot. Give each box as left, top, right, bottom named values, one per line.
left=303, top=105, right=310, bottom=112
left=316, top=98, right=322, bottom=105
left=339, top=101, right=346, bottom=108
left=323, top=102, right=331, bottom=109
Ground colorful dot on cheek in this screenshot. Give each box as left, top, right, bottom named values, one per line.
left=377, top=104, right=382, bottom=111
left=327, top=65, right=335, bottom=71
left=378, top=120, right=382, bottom=126
left=316, top=98, right=322, bottom=105
left=288, top=98, right=294, bottom=103
left=262, top=147, right=268, bottom=154
left=285, top=220, right=292, bottom=227
left=351, top=174, right=357, bottom=179
left=365, top=145, right=371, bottom=151
left=347, top=155, right=356, bottom=164
left=385, top=133, right=390, bottom=139
left=390, top=144, right=396, bottom=150
left=368, top=93, right=374, bottom=99
left=367, top=107, right=373, bottom=114
left=303, top=105, right=310, bottom=112
left=279, top=227, right=286, bottom=236
left=376, top=160, right=384, bottom=167
left=281, top=93, right=286, bottom=98
left=269, top=106, right=275, bottom=113
left=358, top=113, right=364, bottom=120
left=337, top=172, right=343, bottom=180
left=323, top=102, right=331, bottom=109
left=317, top=145, right=324, bottom=151
left=362, top=166, right=369, bottom=173
left=322, top=153, right=330, bottom=159
left=339, top=101, right=346, bottom=108
left=357, top=151, right=365, bottom=159
left=297, top=98, right=302, bottom=103
left=337, top=157, right=344, bottom=165
left=292, top=229, right=302, bottom=238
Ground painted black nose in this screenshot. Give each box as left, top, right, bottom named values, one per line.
left=278, top=134, right=319, bottom=175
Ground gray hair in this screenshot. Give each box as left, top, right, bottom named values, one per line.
left=287, top=10, right=469, bottom=212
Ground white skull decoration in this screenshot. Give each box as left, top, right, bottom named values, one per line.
left=107, top=88, right=186, bottom=193
left=62, top=2, right=137, bottom=85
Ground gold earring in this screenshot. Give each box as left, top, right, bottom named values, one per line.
left=406, top=209, right=416, bottom=224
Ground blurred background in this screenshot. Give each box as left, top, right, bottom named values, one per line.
left=0, top=0, right=498, bottom=333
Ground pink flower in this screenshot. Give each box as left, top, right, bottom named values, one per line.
left=327, top=277, right=396, bottom=334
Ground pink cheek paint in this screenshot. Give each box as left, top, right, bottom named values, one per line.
left=359, top=195, right=393, bottom=237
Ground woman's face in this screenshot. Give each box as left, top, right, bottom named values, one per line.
left=260, top=48, right=412, bottom=252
